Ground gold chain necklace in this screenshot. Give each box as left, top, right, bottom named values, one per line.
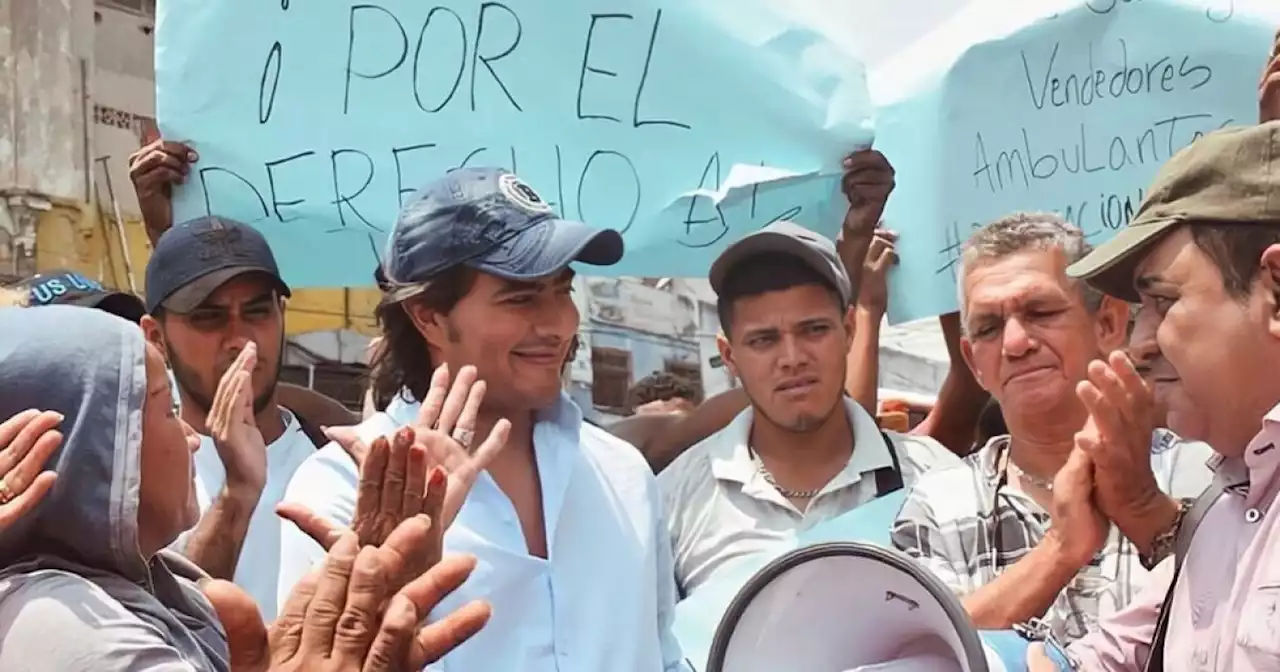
left=752, top=452, right=822, bottom=499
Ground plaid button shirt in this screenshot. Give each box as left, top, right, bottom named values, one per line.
left=890, top=430, right=1215, bottom=643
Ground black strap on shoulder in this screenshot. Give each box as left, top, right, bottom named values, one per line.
left=874, top=431, right=905, bottom=497
left=291, top=409, right=327, bottom=449
left=1143, top=475, right=1229, bottom=672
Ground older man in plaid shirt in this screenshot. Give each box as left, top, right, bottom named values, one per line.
left=890, top=213, right=1213, bottom=644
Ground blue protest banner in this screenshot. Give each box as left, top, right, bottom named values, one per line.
left=870, top=0, right=1279, bottom=323
left=155, top=0, right=872, bottom=287
left=672, top=489, right=906, bottom=670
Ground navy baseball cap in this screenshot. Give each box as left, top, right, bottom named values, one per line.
left=16, top=270, right=146, bottom=323
left=709, top=221, right=853, bottom=307
left=145, top=216, right=291, bottom=314
left=381, top=167, right=624, bottom=298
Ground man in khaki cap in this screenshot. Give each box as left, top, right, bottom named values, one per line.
left=1025, top=121, right=1280, bottom=669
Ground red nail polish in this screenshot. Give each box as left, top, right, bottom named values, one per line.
left=428, top=467, right=446, bottom=487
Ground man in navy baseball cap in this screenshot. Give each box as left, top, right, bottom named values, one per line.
left=139, top=215, right=320, bottom=618
left=145, top=215, right=291, bottom=314
left=280, top=168, right=689, bottom=670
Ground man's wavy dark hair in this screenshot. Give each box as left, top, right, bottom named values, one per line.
left=367, top=266, right=583, bottom=410
left=369, top=266, right=477, bottom=410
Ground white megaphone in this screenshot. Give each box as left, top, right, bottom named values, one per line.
left=704, top=542, right=1038, bottom=672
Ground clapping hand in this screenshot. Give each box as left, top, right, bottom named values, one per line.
left=205, top=515, right=490, bottom=671
left=1047, top=448, right=1109, bottom=567
left=278, top=364, right=510, bottom=594
left=1075, top=351, right=1164, bottom=523
left=0, top=410, right=62, bottom=531
left=209, top=343, right=268, bottom=493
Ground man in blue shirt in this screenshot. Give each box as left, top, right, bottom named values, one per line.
left=276, top=167, right=688, bottom=671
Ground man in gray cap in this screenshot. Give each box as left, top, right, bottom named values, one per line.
left=659, top=221, right=958, bottom=596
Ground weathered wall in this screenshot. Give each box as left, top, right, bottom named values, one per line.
left=0, top=0, right=92, bottom=200
left=91, top=3, right=156, bottom=216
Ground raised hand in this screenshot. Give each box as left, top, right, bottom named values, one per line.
left=856, top=228, right=898, bottom=315
left=840, top=149, right=896, bottom=239
left=1075, top=350, right=1181, bottom=554
left=208, top=343, right=267, bottom=493
left=1075, top=351, right=1164, bottom=521
left=278, top=442, right=448, bottom=598
left=278, top=364, right=507, bottom=595
left=127, top=137, right=197, bottom=241
left=0, top=410, right=61, bottom=531
left=408, top=364, right=511, bottom=532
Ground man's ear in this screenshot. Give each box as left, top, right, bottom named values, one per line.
left=842, top=305, right=857, bottom=351
left=1259, top=244, right=1280, bottom=339
left=402, top=300, right=447, bottom=350
left=959, top=337, right=986, bottom=393
left=716, top=331, right=738, bottom=381
left=139, top=314, right=169, bottom=362
left=1093, top=294, right=1130, bottom=353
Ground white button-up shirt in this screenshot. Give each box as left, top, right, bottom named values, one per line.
left=276, top=392, right=688, bottom=671
left=660, top=397, right=959, bottom=596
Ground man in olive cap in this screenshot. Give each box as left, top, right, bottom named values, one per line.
left=1026, top=121, right=1280, bottom=669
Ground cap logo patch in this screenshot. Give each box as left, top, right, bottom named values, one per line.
left=195, top=226, right=252, bottom=261
left=498, top=173, right=552, bottom=215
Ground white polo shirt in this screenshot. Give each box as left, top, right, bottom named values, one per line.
left=182, top=407, right=315, bottom=620
left=659, top=397, right=959, bottom=596
left=275, top=392, right=689, bottom=672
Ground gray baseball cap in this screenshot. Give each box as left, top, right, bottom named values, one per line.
left=709, top=221, right=852, bottom=306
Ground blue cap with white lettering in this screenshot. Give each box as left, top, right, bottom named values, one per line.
left=379, top=167, right=624, bottom=299
left=15, top=270, right=146, bottom=323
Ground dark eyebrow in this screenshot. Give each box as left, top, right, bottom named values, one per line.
left=196, top=291, right=277, bottom=311
left=796, top=317, right=836, bottom=329
left=497, top=279, right=542, bottom=294
left=1134, top=274, right=1167, bottom=293
left=741, top=326, right=781, bottom=340
left=497, top=269, right=575, bottom=296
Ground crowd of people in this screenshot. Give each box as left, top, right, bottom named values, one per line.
left=0, top=24, right=1275, bottom=672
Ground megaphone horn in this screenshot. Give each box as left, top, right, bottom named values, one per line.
left=705, top=542, right=991, bottom=672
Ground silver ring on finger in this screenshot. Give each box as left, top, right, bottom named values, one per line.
left=452, top=428, right=475, bottom=450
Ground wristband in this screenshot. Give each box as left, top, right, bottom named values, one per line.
left=1140, top=498, right=1193, bottom=570
left=1012, top=619, right=1079, bottom=671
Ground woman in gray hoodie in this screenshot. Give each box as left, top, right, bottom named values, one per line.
left=0, top=304, right=226, bottom=669
left=0, top=305, right=489, bottom=671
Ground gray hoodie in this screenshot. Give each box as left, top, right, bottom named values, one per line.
left=0, top=305, right=230, bottom=671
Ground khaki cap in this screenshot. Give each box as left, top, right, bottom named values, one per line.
left=1067, top=121, right=1280, bottom=301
